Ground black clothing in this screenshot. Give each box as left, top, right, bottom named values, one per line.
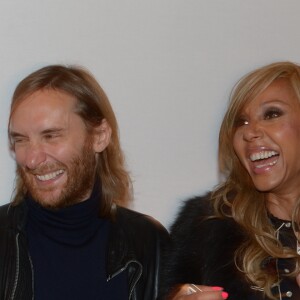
left=160, top=193, right=300, bottom=300
left=25, top=188, right=127, bottom=300
left=0, top=199, right=169, bottom=300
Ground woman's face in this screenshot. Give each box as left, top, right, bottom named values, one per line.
left=233, top=78, right=300, bottom=199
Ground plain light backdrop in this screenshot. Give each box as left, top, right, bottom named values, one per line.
left=0, top=1, right=299, bottom=228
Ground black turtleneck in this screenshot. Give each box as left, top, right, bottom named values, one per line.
left=25, top=184, right=128, bottom=300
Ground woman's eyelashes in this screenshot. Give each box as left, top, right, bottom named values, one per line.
left=234, top=118, right=248, bottom=128
left=234, top=107, right=284, bottom=127
left=263, top=107, right=283, bottom=120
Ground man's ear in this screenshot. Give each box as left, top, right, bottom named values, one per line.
left=92, top=119, right=112, bottom=153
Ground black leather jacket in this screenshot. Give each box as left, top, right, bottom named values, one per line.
left=0, top=201, right=169, bottom=300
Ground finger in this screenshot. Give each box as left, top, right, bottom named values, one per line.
left=188, top=284, right=203, bottom=294
left=173, top=284, right=227, bottom=300
left=190, top=287, right=229, bottom=300
left=174, top=292, right=226, bottom=300
left=190, top=285, right=223, bottom=292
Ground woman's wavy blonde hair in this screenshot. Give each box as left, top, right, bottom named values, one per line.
left=9, top=65, right=132, bottom=218
left=212, top=61, right=300, bottom=299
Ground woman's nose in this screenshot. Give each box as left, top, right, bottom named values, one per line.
left=242, top=122, right=264, bottom=142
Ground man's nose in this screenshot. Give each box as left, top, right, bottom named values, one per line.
left=25, top=143, right=47, bottom=170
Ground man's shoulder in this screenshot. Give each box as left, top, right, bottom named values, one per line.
left=0, top=202, right=26, bottom=229
left=115, top=206, right=168, bottom=237
left=0, top=203, right=12, bottom=226
left=107, top=206, right=169, bottom=271
left=0, top=203, right=11, bottom=213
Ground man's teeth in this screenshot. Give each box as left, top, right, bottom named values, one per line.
left=36, top=170, right=64, bottom=181
left=250, top=151, right=278, bottom=162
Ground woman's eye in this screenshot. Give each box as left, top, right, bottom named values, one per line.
left=234, top=118, right=249, bottom=127
left=264, top=109, right=282, bottom=120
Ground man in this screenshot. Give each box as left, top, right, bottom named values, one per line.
left=0, top=65, right=169, bottom=300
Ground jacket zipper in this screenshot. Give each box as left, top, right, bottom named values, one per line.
left=10, top=233, right=20, bottom=300
left=28, top=253, right=35, bottom=299
left=107, top=260, right=143, bottom=299
left=10, top=233, right=35, bottom=300
left=128, top=261, right=142, bottom=300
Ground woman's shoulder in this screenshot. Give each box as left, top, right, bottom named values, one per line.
left=179, top=192, right=213, bottom=216
left=169, top=192, right=214, bottom=233
left=163, top=192, right=248, bottom=296
left=169, top=192, right=245, bottom=245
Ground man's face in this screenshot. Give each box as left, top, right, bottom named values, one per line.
left=10, top=89, right=99, bottom=208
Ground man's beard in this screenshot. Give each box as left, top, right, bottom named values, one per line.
left=18, top=137, right=97, bottom=209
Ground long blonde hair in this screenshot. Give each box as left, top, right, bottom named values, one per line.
left=9, top=65, right=132, bottom=218
left=213, top=61, right=300, bottom=299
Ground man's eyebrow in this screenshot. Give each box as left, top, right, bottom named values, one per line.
left=9, top=131, right=26, bottom=139
left=41, top=128, right=65, bottom=134
left=9, top=128, right=65, bottom=138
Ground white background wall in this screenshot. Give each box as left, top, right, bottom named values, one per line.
left=0, top=1, right=300, bottom=228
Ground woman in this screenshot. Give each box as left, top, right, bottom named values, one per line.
left=161, top=62, right=300, bottom=299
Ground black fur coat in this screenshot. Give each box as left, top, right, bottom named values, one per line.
left=160, top=194, right=299, bottom=300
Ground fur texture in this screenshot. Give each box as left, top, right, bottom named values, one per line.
left=160, top=193, right=264, bottom=299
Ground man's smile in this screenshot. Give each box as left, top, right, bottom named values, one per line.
left=36, top=169, right=64, bottom=182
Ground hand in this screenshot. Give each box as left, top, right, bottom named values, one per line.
left=170, top=284, right=229, bottom=300
left=296, top=273, right=300, bottom=287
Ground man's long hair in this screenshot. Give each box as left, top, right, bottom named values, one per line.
left=212, top=61, right=300, bottom=299
left=9, top=65, right=132, bottom=217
